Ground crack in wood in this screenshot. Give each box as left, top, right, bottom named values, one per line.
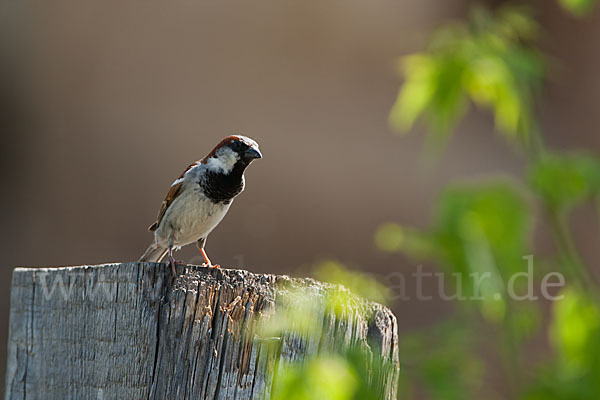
left=5, top=262, right=400, bottom=400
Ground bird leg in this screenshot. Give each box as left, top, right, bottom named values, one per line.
left=167, top=246, right=177, bottom=275
left=200, top=248, right=220, bottom=269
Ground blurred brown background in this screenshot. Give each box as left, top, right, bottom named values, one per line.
left=0, top=0, right=598, bottom=393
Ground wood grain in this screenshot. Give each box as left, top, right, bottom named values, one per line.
left=5, top=263, right=399, bottom=399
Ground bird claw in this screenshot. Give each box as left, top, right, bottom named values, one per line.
left=203, top=263, right=221, bottom=269
left=168, top=261, right=177, bottom=275
left=167, top=254, right=183, bottom=275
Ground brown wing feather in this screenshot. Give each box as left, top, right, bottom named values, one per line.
left=148, top=181, right=183, bottom=231
left=148, top=161, right=199, bottom=232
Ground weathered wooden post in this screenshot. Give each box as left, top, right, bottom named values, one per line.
left=5, top=262, right=399, bottom=399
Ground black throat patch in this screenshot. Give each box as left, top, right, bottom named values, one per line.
left=200, top=162, right=247, bottom=204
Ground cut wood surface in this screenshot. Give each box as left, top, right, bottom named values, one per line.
left=5, top=262, right=400, bottom=399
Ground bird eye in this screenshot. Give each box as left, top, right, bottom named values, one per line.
left=231, top=141, right=245, bottom=152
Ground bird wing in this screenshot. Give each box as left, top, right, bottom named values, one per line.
left=148, top=161, right=200, bottom=232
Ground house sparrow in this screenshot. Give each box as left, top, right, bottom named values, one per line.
left=139, top=135, right=262, bottom=273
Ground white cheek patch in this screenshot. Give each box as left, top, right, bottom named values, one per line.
left=205, top=147, right=239, bottom=174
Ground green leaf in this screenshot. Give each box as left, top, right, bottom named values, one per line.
left=389, top=55, right=437, bottom=132
left=270, top=356, right=359, bottom=400
left=434, top=181, right=532, bottom=278
left=525, top=287, right=600, bottom=399
left=377, top=180, right=533, bottom=320
left=528, top=153, right=600, bottom=212
left=558, top=0, right=598, bottom=17
left=550, top=288, right=600, bottom=373
left=389, top=5, right=545, bottom=150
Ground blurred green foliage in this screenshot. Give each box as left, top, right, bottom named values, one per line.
left=558, top=0, right=598, bottom=17
left=314, top=260, right=393, bottom=305
left=276, top=2, right=599, bottom=399
left=550, top=289, right=600, bottom=376
left=523, top=288, right=600, bottom=400
left=399, top=321, right=484, bottom=400
left=381, top=3, right=600, bottom=400
left=389, top=6, right=544, bottom=149
left=271, top=356, right=359, bottom=400
left=375, top=223, right=433, bottom=257
left=378, top=181, right=534, bottom=323
left=270, top=348, right=389, bottom=400
left=262, top=271, right=397, bottom=400
left=529, top=153, right=600, bottom=213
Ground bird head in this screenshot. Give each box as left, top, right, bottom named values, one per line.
left=203, top=135, right=262, bottom=174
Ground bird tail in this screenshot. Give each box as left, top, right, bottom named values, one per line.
left=138, top=243, right=168, bottom=263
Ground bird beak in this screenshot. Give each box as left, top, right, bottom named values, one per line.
left=244, top=148, right=262, bottom=159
